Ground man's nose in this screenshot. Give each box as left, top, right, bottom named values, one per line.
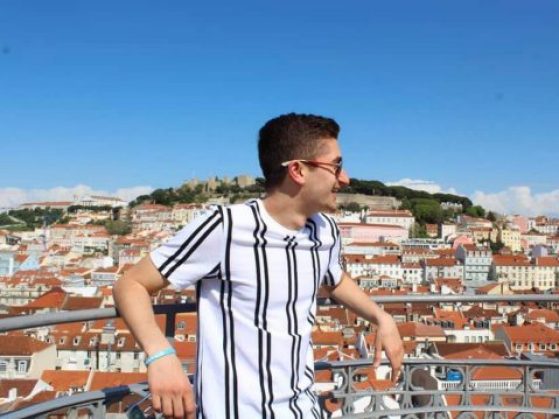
left=338, top=169, right=350, bottom=186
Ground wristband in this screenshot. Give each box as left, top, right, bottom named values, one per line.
left=145, top=347, right=176, bottom=367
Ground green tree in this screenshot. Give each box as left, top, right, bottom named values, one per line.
left=465, top=205, right=486, bottom=218
left=489, top=239, right=504, bottom=253
left=0, top=213, right=16, bottom=225
left=105, top=220, right=132, bottom=235
left=342, top=202, right=362, bottom=212
left=411, top=223, right=429, bottom=238
left=410, top=198, right=443, bottom=224
left=151, top=188, right=176, bottom=206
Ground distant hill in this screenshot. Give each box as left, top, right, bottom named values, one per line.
left=129, top=177, right=487, bottom=226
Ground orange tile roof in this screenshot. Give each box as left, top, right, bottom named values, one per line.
left=471, top=366, right=522, bottom=381
left=434, top=278, right=462, bottom=290
left=475, top=283, right=503, bottom=294
left=436, top=248, right=456, bottom=257
left=0, top=334, right=52, bottom=356
left=535, top=256, right=559, bottom=267
left=0, top=379, right=38, bottom=398
left=40, top=370, right=91, bottom=392
left=493, top=255, right=531, bottom=266
left=497, top=323, right=559, bottom=344
left=312, top=330, right=344, bottom=346
left=465, top=305, right=500, bottom=319
left=424, top=258, right=457, bottom=267
left=175, top=340, right=196, bottom=361
left=88, top=372, right=147, bottom=391
left=434, top=342, right=509, bottom=358
left=52, top=321, right=87, bottom=334
left=314, top=369, right=333, bottom=383
left=369, top=255, right=401, bottom=265
left=343, top=254, right=367, bottom=264
left=525, top=309, right=559, bottom=323
left=338, top=222, right=405, bottom=230
left=397, top=322, right=446, bottom=338
left=402, top=262, right=421, bottom=269
left=433, top=308, right=467, bottom=329
left=24, top=287, right=66, bottom=309
left=62, top=296, right=103, bottom=311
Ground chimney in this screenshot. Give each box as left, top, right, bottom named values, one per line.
left=8, top=388, right=17, bottom=401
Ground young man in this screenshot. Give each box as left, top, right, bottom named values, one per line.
left=113, top=113, right=403, bottom=419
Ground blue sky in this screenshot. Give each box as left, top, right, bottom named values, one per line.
left=1, top=1, right=558, bottom=214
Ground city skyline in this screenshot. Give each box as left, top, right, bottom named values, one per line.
left=1, top=1, right=558, bottom=215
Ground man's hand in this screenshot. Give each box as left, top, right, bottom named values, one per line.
left=326, top=274, right=405, bottom=384
left=148, top=355, right=195, bottom=419
left=373, top=312, right=404, bottom=384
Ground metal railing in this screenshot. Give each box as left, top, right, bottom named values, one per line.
left=316, top=358, right=559, bottom=418
left=2, top=295, right=559, bottom=418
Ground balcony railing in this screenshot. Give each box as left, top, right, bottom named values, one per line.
left=2, top=295, right=559, bottom=418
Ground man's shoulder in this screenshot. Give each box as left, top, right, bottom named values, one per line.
left=214, top=200, right=260, bottom=219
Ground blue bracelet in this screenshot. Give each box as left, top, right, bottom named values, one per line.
left=145, top=347, right=176, bottom=367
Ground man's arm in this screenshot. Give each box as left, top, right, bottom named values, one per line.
left=325, top=273, right=404, bottom=382
left=113, top=256, right=195, bottom=418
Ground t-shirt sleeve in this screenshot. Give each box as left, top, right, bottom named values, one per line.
left=322, top=216, right=344, bottom=287
left=150, top=207, right=223, bottom=289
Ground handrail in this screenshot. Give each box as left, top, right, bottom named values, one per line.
left=2, top=294, right=559, bottom=418
left=5, top=358, right=559, bottom=418
left=2, top=294, right=557, bottom=333
left=0, top=302, right=196, bottom=333
left=1, top=383, right=149, bottom=419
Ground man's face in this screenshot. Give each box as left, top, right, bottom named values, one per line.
left=303, top=138, right=350, bottom=213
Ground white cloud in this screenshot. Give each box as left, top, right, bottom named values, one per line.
left=385, top=178, right=458, bottom=195
left=0, top=185, right=154, bottom=208
left=472, top=186, right=559, bottom=216
left=386, top=179, right=559, bottom=216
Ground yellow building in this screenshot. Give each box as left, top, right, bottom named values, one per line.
left=499, top=228, right=522, bottom=252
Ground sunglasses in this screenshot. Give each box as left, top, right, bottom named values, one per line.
left=281, top=159, right=343, bottom=177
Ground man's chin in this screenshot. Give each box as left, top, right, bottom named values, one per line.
left=322, top=202, right=337, bottom=214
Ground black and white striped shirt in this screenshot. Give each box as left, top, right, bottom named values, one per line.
left=150, top=199, right=343, bottom=418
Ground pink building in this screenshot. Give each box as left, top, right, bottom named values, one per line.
left=338, top=222, right=408, bottom=244
left=452, top=235, right=474, bottom=250
left=509, top=216, right=530, bottom=234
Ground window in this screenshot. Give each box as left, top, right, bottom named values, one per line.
left=18, top=361, right=27, bottom=373
left=0, top=361, right=7, bottom=372
left=177, top=321, right=185, bottom=330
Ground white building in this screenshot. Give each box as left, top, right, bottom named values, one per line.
left=365, top=210, right=415, bottom=231
left=455, top=245, right=492, bottom=287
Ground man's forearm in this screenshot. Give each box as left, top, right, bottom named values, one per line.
left=113, top=277, right=171, bottom=355
left=328, top=273, right=388, bottom=325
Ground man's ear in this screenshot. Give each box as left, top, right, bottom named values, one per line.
left=285, top=161, right=306, bottom=186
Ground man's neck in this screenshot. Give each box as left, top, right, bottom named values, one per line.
left=262, top=192, right=312, bottom=231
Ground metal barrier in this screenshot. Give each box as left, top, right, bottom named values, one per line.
left=2, top=295, right=559, bottom=418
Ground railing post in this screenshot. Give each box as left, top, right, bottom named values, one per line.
left=165, top=310, right=176, bottom=343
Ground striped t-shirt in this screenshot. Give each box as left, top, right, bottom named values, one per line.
left=150, top=199, right=343, bottom=419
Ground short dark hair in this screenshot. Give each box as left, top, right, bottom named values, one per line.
left=258, top=113, right=340, bottom=189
